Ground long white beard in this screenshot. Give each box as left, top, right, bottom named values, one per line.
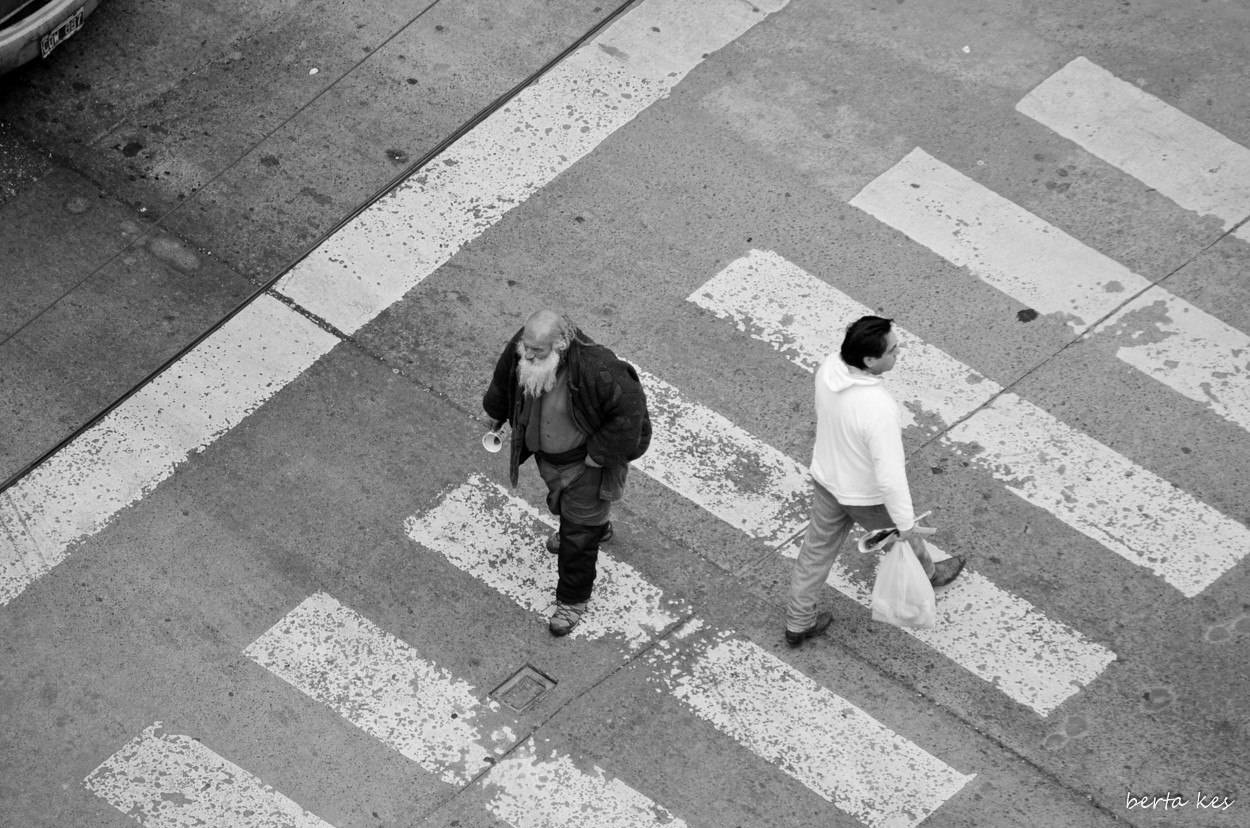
left=517, top=344, right=561, bottom=397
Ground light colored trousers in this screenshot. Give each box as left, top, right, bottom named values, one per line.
left=786, top=480, right=934, bottom=633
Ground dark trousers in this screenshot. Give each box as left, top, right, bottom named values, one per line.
left=536, top=454, right=611, bottom=604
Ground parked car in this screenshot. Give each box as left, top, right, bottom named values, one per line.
left=0, top=0, right=100, bottom=75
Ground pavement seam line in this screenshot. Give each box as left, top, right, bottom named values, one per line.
left=408, top=495, right=1127, bottom=826
left=907, top=217, right=1250, bottom=460
left=0, top=0, right=639, bottom=496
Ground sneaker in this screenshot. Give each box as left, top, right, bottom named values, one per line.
left=546, top=522, right=613, bottom=554
left=785, top=611, right=833, bottom=647
left=929, top=556, right=966, bottom=588
left=549, top=600, right=588, bottom=636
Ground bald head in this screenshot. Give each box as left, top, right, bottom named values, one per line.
left=524, top=309, right=564, bottom=344
left=521, top=309, right=574, bottom=360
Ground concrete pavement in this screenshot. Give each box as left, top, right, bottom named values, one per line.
left=3, top=0, right=1249, bottom=825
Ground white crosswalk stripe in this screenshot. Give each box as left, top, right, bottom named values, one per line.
left=483, top=742, right=689, bottom=828
left=406, top=484, right=972, bottom=827
left=1015, top=56, right=1250, bottom=234
left=850, top=148, right=1250, bottom=436
left=690, top=249, right=1250, bottom=597
left=244, top=592, right=517, bottom=785
left=634, top=372, right=811, bottom=547
left=629, top=361, right=1113, bottom=712
left=244, top=592, right=687, bottom=826
left=777, top=536, right=1110, bottom=716
left=0, top=296, right=339, bottom=607
left=30, top=33, right=1249, bottom=828
left=651, top=626, right=973, bottom=828
left=404, top=474, right=687, bottom=649
left=0, top=0, right=789, bottom=609
left=275, top=0, right=792, bottom=335
left=84, top=723, right=334, bottom=828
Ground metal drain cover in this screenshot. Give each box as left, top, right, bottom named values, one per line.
left=490, top=664, right=558, bottom=713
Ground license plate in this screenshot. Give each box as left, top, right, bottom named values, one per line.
left=40, top=9, right=85, bottom=59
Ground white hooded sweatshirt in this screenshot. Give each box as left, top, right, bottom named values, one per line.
left=809, top=352, right=916, bottom=531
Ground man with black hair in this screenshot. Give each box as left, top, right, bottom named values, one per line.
left=785, top=315, right=965, bottom=647
left=484, top=309, right=651, bottom=636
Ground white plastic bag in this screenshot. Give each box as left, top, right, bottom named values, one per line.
left=870, top=540, right=936, bottom=629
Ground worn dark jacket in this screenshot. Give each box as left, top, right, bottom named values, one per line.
left=483, top=327, right=651, bottom=486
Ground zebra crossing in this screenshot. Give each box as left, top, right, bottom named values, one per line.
left=84, top=724, right=335, bottom=828
left=1015, top=57, right=1250, bottom=237
left=12, top=22, right=1242, bottom=828
left=690, top=249, right=1250, bottom=598
left=404, top=474, right=686, bottom=648
left=851, top=147, right=1250, bottom=441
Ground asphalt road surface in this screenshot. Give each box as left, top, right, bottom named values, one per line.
left=2, top=1, right=1249, bottom=826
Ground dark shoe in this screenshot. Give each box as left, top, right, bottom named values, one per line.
left=547, top=521, right=612, bottom=554
left=929, top=556, right=966, bottom=588
left=785, top=611, right=833, bottom=647
left=549, top=600, right=588, bottom=636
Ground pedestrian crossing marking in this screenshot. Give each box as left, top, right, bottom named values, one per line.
left=0, top=0, right=790, bottom=610
left=404, top=474, right=686, bottom=649
left=483, top=742, right=689, bottom=828
left=572, top=344, right=1108, bottom=712
left=653, top=630, right=973, bottom=828
left=0, top=0, right=791, bottom=609
left=690, top=249, right=1249, bottom=597
left=778, top=537, right=1112, bottom=716
left=851, top=148, right=1250, bottom=435
left=1098, top=292, right=1250, bottom=433
left=247, top=596, right=690, bottom=826
left=275, top=0, right=792, bottom=335
left=407, top=486, right=970, bottom=826
left=84, top=723, right=334, bottom=828
left=0, top=296, right=338, bottom=607
left=852, top=148, right=1145, bottom=329
left=244, top=592, right=517, bottom=785
left=1016, top=56, right=1250, bottom=231
left=634, top=371, right=811, bottom=547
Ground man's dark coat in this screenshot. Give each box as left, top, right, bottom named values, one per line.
left=483, top=327, right=651, bottom=486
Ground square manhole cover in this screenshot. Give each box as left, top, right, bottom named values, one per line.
left=490, top=664, right=557, bottom=713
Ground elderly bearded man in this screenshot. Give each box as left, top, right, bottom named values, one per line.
left=484, top=310, right=651, bottom=636
left=785, top=315, right=966, bottom=647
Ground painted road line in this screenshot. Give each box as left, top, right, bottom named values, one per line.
left=1096, top=291, right=1250, bottom=433
left=851, top=148, right=1147, bottom=330
left=652, top=629, right=972, bottom=827
left=0, top=296, right=338, bottom=607
left=1, top=1, right=787, bottom=611
left=687, top=247, right=999, bottom=429
left=850, top=149, right=1250, bottom=434
left=632, top=333, right=1102, bottom=711
left=84, top=723, right=333, bottom=828
left=691, top=249, right=1250, bottom=597
left=1016, top=56, right=1250, bottom=231
left=483, top=741, right=688, bottom=828
left=777, top=538, right=1112, bottom=716
left=275, top=0, right=791, bottom=334
left=690, top=252, right=1114, bottom=713
left=407, top=482, right=967, bottom=821
left=244, top=592, right=516, bottom=785
left=404, top=474, right=685, bottom=649
left=634, top=371, right=811, bottom=546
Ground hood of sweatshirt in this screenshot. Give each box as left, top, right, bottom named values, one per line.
left=820, top=354, right=881, bottom=392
